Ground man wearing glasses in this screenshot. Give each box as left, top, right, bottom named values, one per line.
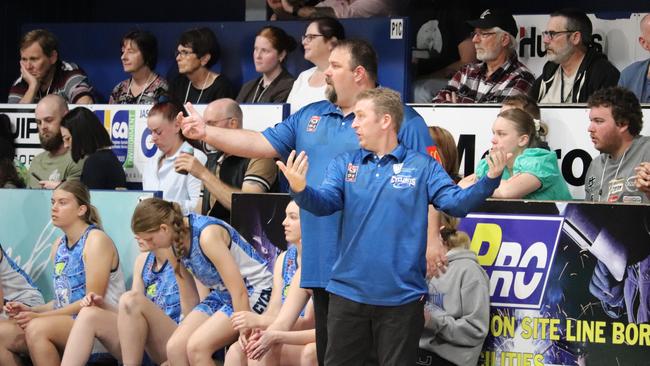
left=174, top=98, right=278, bottom=222
left=432, top=8, right=534, bottom=104
left=531, top=8, right=619, bottom=103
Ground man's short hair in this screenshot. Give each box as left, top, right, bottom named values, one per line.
left=178, top=27, right=220, bottom=68
left=587, top=87, right=643, bottom=136
left=356, top=87, right=403, bottom=133
left=122, top=30, right=159, bottom=70
left=502, top=94, right=541, bottom=120
left=551, top=8, right=593, bottom=48
left=20, top=29, right=58, bottom=56
left=334, top=39, right=378, bottom=84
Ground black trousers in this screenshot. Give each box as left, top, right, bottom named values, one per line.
left=416, top=348, right=457, bottom=366
left=311, top=287, right=330, bottom=366
left=325, top=293, right=424, bottom=366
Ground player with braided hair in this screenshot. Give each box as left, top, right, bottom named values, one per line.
left=119, top=197, right=273, bottom=365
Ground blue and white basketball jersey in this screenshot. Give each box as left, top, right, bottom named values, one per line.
left=141, top=252, right=181, bottom=323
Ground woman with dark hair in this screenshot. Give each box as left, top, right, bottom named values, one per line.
left=110, top=30, right=169, bottom=104
left=237, top=26, right=297, bottom=104
left=169, top=27, right=236, bottom=105
left=60, top=107, right=126, bottom=190
left=287, top=17, right=344, bottom=113
left=0, top=114, right=26, bottom=188
left=142, top=102, right=206, bottom=214
left=459, top=108, right=571, bottom=200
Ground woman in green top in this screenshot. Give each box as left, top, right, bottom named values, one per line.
left=459, top=108, right=572, bottom=201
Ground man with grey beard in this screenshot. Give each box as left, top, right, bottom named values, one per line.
left=432, top=8, right=534, bottom=103
left=27, top=94, right=83, bottom=188
left=531, top=8, right=619, bottom=103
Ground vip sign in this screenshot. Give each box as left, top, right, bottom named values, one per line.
left=459, top=214, right=563, bottom=309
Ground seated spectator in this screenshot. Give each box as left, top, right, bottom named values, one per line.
left=281, top=0, right=399, bottom=18
left=27, top=95, right=83, bottom=189
left=531, top=8, right=619, bottom=103
left=109, top=30, right=169, bottom=104
left=618, top=14, right=650, bottom=103
left=0, top=116, right=26, bottom=188
left=225, top=200, right=317, bottom=365
left=169, top=27, right=236, bottom=105
left=432, top=9, right=534, bottom=104
left=410, top=2, right=478, bottom=103
left=8, top=29, right=94, bottom=104
left=419, top=213, right=490, bottom=366
left=237, top=26, right=297, bottom=104
left=60, top=107, right=127, bottom=190
left=584, top=87, right=650, bottom=204
left=501, top=94, right=550, bottom=150
left=287, top=17, right=345, bottom=114
left=459, top=108, right=572, bottom=200
left=142, top=102, right=206, bottom=214
left=427, top=126, right=460, bottom=182
left=174, top=98, right=277, bottom=222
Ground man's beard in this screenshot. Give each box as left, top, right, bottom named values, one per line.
left=546, top=43, right=574, bottom=65
left=325, top=84, right=337, bottom=104
left=40, top=131, right=64, bottom=152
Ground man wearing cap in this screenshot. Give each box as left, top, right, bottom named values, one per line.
left=531, top=8, right=619, bottom=103
left=432, top=8, right=534, bottom=103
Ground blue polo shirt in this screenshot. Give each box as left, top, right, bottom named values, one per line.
left=262, top=100, right=434, bottom=289
left=293, top=144, right=500, bottom=306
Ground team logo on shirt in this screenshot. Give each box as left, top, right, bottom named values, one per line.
left=625, top=176, right=639, bottom=192
left=346, top=163, right=358, bottom=182
left=146, top=283, right=158, bottom=297
left=393, top=163, right=403, bottom=174
left=306, top=116, right=320, bottom=132
left=390, top=174, right=417, bottom=189
left=54, top=261, right=66, bottom=276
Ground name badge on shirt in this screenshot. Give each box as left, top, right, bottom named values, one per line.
left=306, top=116, right=320, bottom=132
left=346, top=163, right=358, bottom=182
left=607, top=178, right=625, bottom=202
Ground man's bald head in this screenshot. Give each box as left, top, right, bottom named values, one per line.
left=203, top=98, right=243, bottom=129
left=640, top=14, right=650, bottom=52
left=34, top=94, right=68, bottom=152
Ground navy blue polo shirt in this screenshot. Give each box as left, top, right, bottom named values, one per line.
left=262, top=100, right=434, bottom=289
left=293, top=144, right=500, bottom=305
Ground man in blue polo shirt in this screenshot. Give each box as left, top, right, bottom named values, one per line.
left=277, top=87, right=507, bottom=365
left=180, top=39, right=437, bottom=365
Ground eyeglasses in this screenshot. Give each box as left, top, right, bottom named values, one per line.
left=206, top=117, right=234, bottom=127
left=471, top=31, right=498, bottom=40
left=541, top=30, right=577, bottom=40
left=175, top=49, right=196, bottom=58
left=302, top=34, right=325, bottom=43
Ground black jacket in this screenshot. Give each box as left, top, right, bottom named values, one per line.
left=530, top=47, right=619, bottom=103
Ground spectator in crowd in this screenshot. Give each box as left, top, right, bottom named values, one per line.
left=142, top=102, right=207, bottom=214
left=0, top=243, right=45, bottom=366
left=432, top=9, right=534, bottom=104
left=121, top=197, right=273, bottom=366
left=419, top=213, right=490, bottom=366
left=169, top=27, right=236, bottom=105
left=237, top=26, right=297, bottom=104
left=0, top=118, right=26, bottom=188
left=109, top=30, right=169, bottom=105
left=280, top=0, right=399, bottom=18
left=8, top=181, right=125, bottom=365
left=584, top=87, right=650, bottom=328
left=459, top=108, right=572, bottom=200
left=174, top=98, right=277, bottom=222
left=531, top=9, right=619, bottom=103
left=501, top=94, right=550, bottom=150
left=584, top=86, right=650, bottom=204
left=225, top=200, right=317, bottom=366
left=60, top=246, right=182, bottom=366
left=8, top=29, right=94, bottom=104
left=410, top=2, right=478, bottom=102
left=618, top=14, right=650, bottom=103
left=277, top=87, right=506, bottom=365
left=180, top=39, right=436, bottom=366
left=287, top=17, right=345, bottom=114
left=427, top=126, right=460, bottom=183
left=60, top=107, right=127, bottom=190
left=27, top=95, right=83, bottom=189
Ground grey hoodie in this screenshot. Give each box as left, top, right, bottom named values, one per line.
left=419, top=247, right=490, bottom=366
